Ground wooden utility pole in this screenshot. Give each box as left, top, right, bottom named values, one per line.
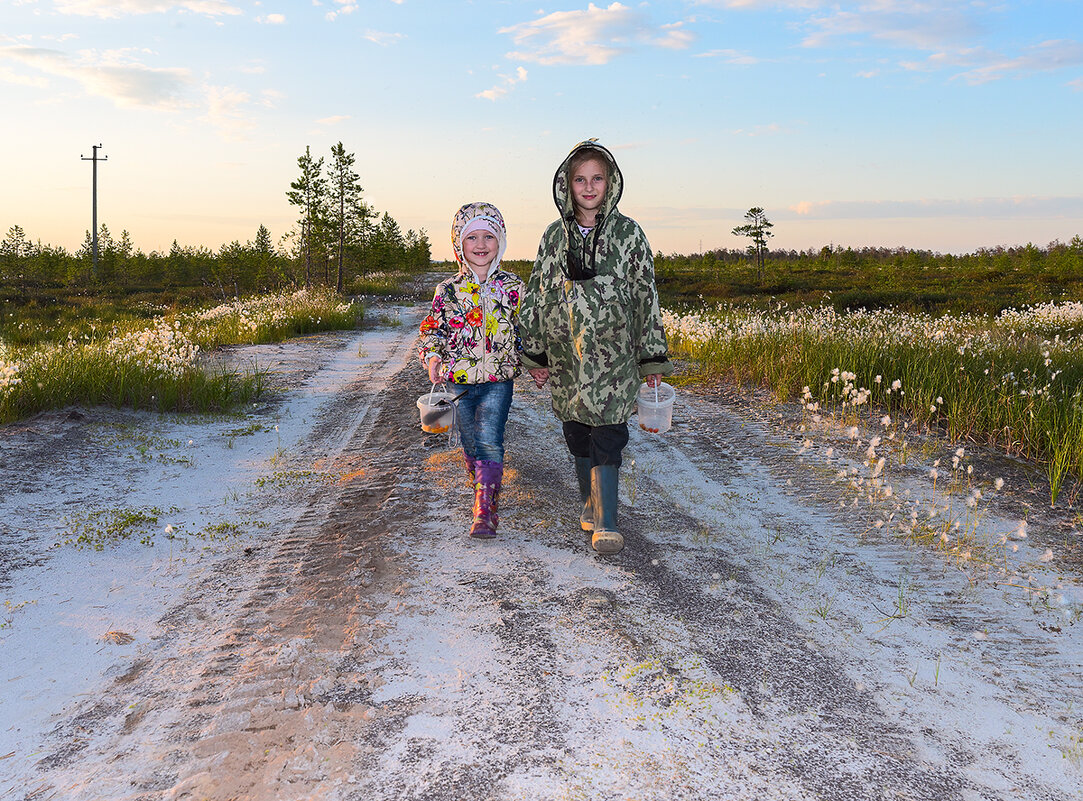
left=81, top=144, right=107, bottom=279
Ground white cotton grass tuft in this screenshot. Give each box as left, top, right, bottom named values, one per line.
left=1039, top=549, right=1054, bottom=563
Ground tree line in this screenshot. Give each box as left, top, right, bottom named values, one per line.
left=0, top=141, right=430, bottom=297
left=654, top=236, right=1083, bottom=314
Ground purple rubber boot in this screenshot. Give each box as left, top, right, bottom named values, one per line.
left=464, top=453, right=477, bottom=487
left=469, top=460, right=503, bottom=539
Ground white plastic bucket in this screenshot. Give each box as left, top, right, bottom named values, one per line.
left=417, top=383, right=456, bottom=434
left=637, top=381, right=675, bottom=434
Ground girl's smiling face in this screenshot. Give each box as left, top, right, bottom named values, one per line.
left=461, top=229, right=498, bottom=273
left=570, top=157, right=607, bottom=221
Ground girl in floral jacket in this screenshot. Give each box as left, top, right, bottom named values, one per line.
left=418, top=202, right=522, bottom=539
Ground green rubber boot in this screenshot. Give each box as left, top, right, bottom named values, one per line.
left=589, top=465, right=623, bottom=554
left=575, top=456, right=594, bottom=532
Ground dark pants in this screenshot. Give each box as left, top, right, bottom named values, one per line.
left=562, top=421, right=629, bottom=468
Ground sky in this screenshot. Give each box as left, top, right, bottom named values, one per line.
left=2, top=0, right=1082, bottom=262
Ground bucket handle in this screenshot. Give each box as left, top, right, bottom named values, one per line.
left=430, top=380, right=458, bottom=447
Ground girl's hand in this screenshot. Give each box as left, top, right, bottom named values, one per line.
left=645, top=373, right=662, bottom=388
left=528, top=368, right=549, bottom=388
left=427, top=356, right=444, bottom=384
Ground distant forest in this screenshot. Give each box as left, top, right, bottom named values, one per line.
left=505, top=235, right=1083, bottom=315
left=0, top=142, right=430, bottom=298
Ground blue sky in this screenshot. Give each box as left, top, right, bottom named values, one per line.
left=2, top=0, right=1081, bottom=261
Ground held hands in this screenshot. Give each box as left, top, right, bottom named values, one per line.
left=645, top=373, right=663, bottom=388
left=528, top=367, right=549, bottom=388
left=427, top=355, right=443, bottom=384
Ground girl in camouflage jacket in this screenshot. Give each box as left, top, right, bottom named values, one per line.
left=519, top=140, right=672, bottom=555
left=418, top=202, right=523, bottom=539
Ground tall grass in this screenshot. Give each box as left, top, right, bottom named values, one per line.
left=664, top=301, right=1083, bottom=504
left=0, top=288, right=361, bottom=423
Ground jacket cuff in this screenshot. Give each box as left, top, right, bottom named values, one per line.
left=638, top=356, right=673, bottom=378
left=521, top=350, right=549, bottom=369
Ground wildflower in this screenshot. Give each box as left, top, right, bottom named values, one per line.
left=891, top=379, right=902, bottom=391
left=994, top=478, right=1004, bottom=490
left=881, top=415, right=891, bottom=427
left=846, top=426, right=858, bottom=439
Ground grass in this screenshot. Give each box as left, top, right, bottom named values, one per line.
left=0, top=287, right=362, bottom=424
left=665, top=301, right=1083, bottom=505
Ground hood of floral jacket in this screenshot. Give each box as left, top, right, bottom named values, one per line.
left=552, top=139, right=624, bottom=282
left=451, top=201, right=508, bottom=283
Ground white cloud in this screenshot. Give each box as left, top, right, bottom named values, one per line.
left=256, top=13, right=285, bottom=24
left=786, top=196, right=1083, bottom=220
left=803, top=1, right=981, bottom=51
left=54, top=0, right=241, bottom=18
left=0, top=65, right=50, bottom=88
left=325, top=3, right=355, bottom=21
left=476, top=65, right=527, bottom=101
left=0, top=44, right=192, bottom=108
left=500, top=2, right=693, bottom=66
left=316, top=114, right=351, bottom=124
left=730, top=122, right=784, bottom=136
left=953, top=39, right=1083, bottom=85
left=899, top=39, right=1083, bottom=85
left=200, top=83, right=255, bottom=140
left=363, top=29, right=404, bottom=46
left=694, top=0, right=822, bottom=7
left=694, top=48, right=761, bottom=65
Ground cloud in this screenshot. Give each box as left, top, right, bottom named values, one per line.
left=316, top=114, right=351, bottom=125
left=952, top=39, right=1083, bottom=85
left=476, top=65, right=527, bottom=101
left=899, top=38, right=1083, bottom=84
left=730, top=122, right=785, bottom=136
left=693, top=48, right=762, bottom=65
left=803, top=1, right=981, bottom=51
left=325, top=3, right=355, bottom=22
left=54, top=0, right=241, bottom=18
left=0, top=65, right=50, bottom=88
left=786, top=196, right=1083, bottom=220
left=500, top=2, right=693, bottom=66
left=200, top=83, right=255, bottom=140
left=0, top=44, right=192, bottom=108
left=694, top=0, right=822, bottom=7
left=363, top=29, right=405, bottom=46
left=256, top=13, right=285, bottom=24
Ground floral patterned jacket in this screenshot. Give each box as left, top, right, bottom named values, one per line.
left=418, top=269, right=523, bottom=384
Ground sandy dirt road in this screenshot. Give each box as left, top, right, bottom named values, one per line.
left=2, top=304, right=1082, bottom=800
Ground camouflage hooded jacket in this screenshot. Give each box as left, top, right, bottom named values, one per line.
left=418, top=202, right=523, bottom=385
left=519, top=141, right=672, bottom=426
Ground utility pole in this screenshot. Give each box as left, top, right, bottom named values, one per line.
left=81, top=143, right=107, bottom=279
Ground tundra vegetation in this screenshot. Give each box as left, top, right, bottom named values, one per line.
left=3, top=196, right=1082, bottom=504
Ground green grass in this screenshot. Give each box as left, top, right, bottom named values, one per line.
left=665, top=302, right=1083, bottom=504
left=0, top=287, right=363, bottom=424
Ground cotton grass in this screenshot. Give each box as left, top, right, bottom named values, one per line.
left=664, top=300, right=1083, bottom=504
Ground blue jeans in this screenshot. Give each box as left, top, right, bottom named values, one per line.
left=456, top=380, right=514, bottom=463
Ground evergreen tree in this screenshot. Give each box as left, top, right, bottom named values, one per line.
left=732, top=207, right=774, bottom=282
left=286, top=146, right=327, bottom=289
left=329, top=142, right=364, bottom=293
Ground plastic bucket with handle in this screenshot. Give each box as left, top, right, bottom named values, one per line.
left=417, top=383, right=457, bottom=434
left=637, top=381, right=675, bottom=434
